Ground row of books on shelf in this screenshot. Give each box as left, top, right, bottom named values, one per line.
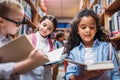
left=91, top=0, right=118, bottom=15
left=16, top=0, right=46, bottom=35
left=106, top=0, right=116, bottom=5
left=18, top=24, right=33, bottom=36
left=89, top=0, right=116, bottom=7
left=108, top=10, right=120, bottom=37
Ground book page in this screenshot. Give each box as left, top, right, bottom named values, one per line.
left=87, top=60, right=114, bottom=71
left=64, top=59, right=86, bottom=67
left=45, top=47, right=64, bottom=64
left=65, top=59, right=114, bottom=71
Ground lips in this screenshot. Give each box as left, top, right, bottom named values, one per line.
left=84, top=35, right=91, bottom=37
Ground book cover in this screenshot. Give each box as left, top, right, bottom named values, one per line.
left=0, top=35, right=34, bottom=62
left=65, top=59, right=114, bottom=71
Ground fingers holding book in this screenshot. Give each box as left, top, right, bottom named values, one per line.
left=28, top=49, right=49, bottom=63
left=82, top=70, right=105, bottom=79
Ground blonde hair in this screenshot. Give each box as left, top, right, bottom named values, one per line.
left=0, top=0, right=24, bottom=18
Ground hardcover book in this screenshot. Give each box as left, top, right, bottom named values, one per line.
left=0, top=34, right=49, bottom=66
left=65, top=59, right=114, bottom=71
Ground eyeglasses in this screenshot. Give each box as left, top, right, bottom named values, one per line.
left=1, top=16, right=24, bottom=27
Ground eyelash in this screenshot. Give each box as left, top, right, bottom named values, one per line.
left=81, top=26, right=95, bottom=29
left=43, top=23, right=47, bottom=27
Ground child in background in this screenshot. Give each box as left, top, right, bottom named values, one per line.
left=52, top=31, right=65, bottom=80
left=64, top=9, right=120, bottom=80
left=20, top=15, right=57, bottom=80
left=0, top=0, right=47, bottom=79
left=54, top=31, right=65, bottom=48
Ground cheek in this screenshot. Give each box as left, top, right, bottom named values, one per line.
left=92, top=29, right=97, bottom=36
left=77, top=28, right=84, bottom=35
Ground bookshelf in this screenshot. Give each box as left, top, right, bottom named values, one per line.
left=24, top=0, right=43, bottom=28
left=17, top=0, right=46, bottom=35
left=80, top=0, right=120, bottom=50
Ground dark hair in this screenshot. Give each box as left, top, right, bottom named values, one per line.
left=56, top=31, right=64, bottom=40
left=35, top=15, right=57, bottom=38
left=64, top=8, right=110, bottom=54
left=40, top=15, right=57, bottom=31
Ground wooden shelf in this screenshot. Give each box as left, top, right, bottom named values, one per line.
left=105, top=0, right=120, bottom=16
left=25, top=0, right=37, bottom=12
left=99, top=13, right=104, bottom=26
left=27, top=20, right=36, bottom=28
left=110, top=35, right=120, bottom=41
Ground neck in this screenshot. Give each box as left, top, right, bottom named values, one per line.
left=0, top=28, right=7, bottom=37
left=83, top=41, right=93, bottom=48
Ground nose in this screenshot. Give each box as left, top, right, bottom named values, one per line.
left=44, top=26, right=48, bottom=30
left=86, top=27, right=90, bottom=32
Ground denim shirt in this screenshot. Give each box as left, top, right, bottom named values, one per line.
left=65, top=40, right=120, bottom=80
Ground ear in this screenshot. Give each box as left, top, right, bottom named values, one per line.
left=0, top=17, right=4, bottom=23
left=0, top=17, right=5, bottom=27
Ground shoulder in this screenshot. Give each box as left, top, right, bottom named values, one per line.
left=95, top=40, right=109, bottom=47
left=27, top=33, right=35, bottom=43
left=99, top=41, right=109, bottom=46
left=70, top=46, right=80, bottom=54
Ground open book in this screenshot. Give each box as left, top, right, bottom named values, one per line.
left=0, top=34, right=66, bottom=66
left=0, top=35, right=49, bottom=65
left=65, top=59, right=115, bottom=71
left=44, top=47, right=65, bottom=65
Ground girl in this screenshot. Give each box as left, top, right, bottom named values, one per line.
left=0, top=0, right=47, bottom=80
left=20, top=15, right=57, bottom=80
left=65, top=9, right=120, bottom=80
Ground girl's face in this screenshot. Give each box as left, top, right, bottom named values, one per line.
left=77, top=16, right=97, bottom=44
left=39, top=19, right=54, bottom=37
left=1, top=11, right=24, bottom=35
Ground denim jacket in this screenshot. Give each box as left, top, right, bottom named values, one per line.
left=65, top=39, right=120, bottom=80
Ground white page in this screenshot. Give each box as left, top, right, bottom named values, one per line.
left=45, top=47, right=64, bottom=62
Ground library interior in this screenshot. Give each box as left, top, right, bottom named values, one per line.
left=0, top=0, right=120, bottom=80
left=18, top=0, right=120, bottom=50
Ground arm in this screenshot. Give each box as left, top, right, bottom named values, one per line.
left=14, top=49, right=48, bottom=74
left=111, top=46, right=120, bottom=80
left=65, top=51, right=79, bottom=80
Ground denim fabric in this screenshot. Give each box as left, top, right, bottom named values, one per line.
left=66, top=39, right=120, bottom=80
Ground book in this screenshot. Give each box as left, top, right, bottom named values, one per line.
left=65, top=59, right=115, bottom=71
left=0, top=35, right=49, bottom=65
left=44, top=47, right=65, bottom=65
left=0, top=34, right=66, bottom=66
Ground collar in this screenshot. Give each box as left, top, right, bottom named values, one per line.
left=0, top=33, right=13, bottom=42
left=78, top=39, right=100, bottom=49
left=36, top=31, right=48, bottom=42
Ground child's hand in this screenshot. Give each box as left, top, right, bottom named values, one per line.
left=82, top=70, right=105, bottom=79
left=28, top=49, right=48, bottom=62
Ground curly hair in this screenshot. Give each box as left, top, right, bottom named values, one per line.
left=64, top=8, right=110, bottom=54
